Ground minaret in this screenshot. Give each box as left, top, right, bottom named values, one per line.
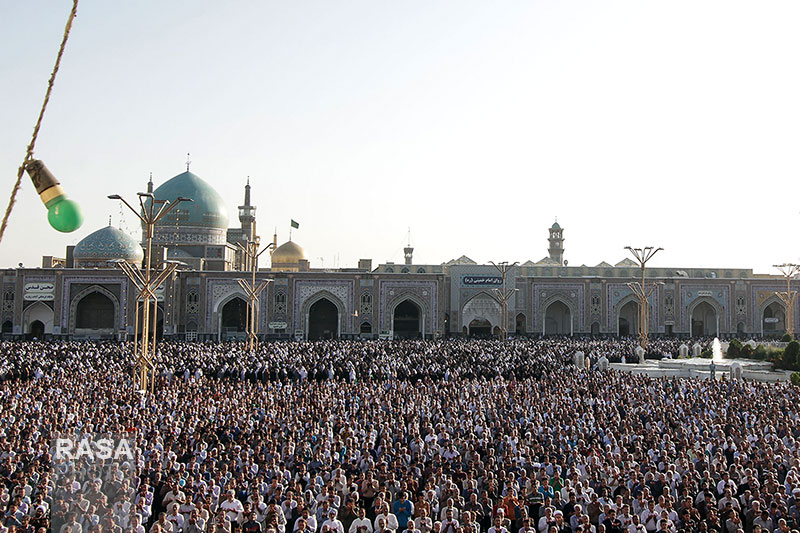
left=147, top=172, right=153, bottom=194
left=548, top=219, right=564, bottom=265
left=238, top=177, right=257, bottom=241
left=404, top=228, right=414, bottom=265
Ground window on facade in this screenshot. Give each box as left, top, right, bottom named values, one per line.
left=360, top=293, right=372, bottom=315
left=275, top=292, right=287, bottom=314
left=186, top=291, right=199, bottom=314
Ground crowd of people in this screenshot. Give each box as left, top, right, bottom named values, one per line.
left=0, top=337, right=728, bottom=384
left=0, top=338, right=798, bottom=533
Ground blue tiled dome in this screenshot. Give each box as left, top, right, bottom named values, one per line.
left=151, top=171, right=229, bottom=230
left=74, top=226, right=144, bottom=263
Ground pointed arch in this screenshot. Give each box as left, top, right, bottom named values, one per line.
left=515, top=312, right=527, bottom=335
left=70, top=285, right=120, bottom=336
left=688, top=296, right=723, bottom=337
left=22, top=301, right=54, bottom=337
left=616, top=297, right=639, bottom=337
left=214, top=291, right=249, bottom=340
left=461, top=291, right=501, bottom=330
left=542, top=296, right=575, bottom=336
left=301, top=290, right=346, bottom=340
left=388, top=292, right=428, bottom=338
left=758, top=294, right=786, bottom=337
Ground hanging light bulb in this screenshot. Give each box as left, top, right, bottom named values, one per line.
left=24, top=159, right=83, bottom=232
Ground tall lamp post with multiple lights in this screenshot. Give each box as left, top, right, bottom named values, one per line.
left=109, top=192, right=191, bottom=393
left=235, top=239, right=274, bottom=352
left=490, top=261, right=518, bottom=340
left=773, top=263, right=799, bottom=339
left=624, top=246, right=663, bottom=350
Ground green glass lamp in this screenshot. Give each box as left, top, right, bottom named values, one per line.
left=25, top=159, right=83, bottom=233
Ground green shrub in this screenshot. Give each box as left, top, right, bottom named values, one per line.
left=781, top=333, right=793, bottom=342
left=754, top=344, right=768, bottom=360
left=791, top=372, right=800, bottom=387
left=783, top=341, right=800, bottom=370
left=700, top=349, right=712, bottom=359
left=728, top=339, right=743, bottom=358
left=741, top=344, right=754, bottom=358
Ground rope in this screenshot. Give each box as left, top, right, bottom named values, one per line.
left=0, top=0, right=79, bottom=244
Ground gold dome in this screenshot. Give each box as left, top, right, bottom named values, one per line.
left=271, top=240, right=306, bottom=270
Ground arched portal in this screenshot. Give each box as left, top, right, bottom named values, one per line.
left=591, top=321, right=600, bottom=337
left=762, top=301, right=786, bottom=336
left=469, top=318, right=492, bottom=337
left=76, top=292, right=115, bottom=330
left=392, top=299, right=421, bottom=339
left=461, top=293, right=501, bottom=332
left=544, top=300, right=571, bottom=336
left=1, top=320, right=12, bottom=335
left=221, top=298, right=247, bottom=334
left=23, top=302, right=54, bottom=338
left=515, top=313, right=526, bottom=335
left=618, top=300, right=638, bottom=337
left=308, top=298, right=338, bottom=340
left=30, top=320, right=45, bottom=339
left=691, top=301, right=718, bottom=337
left=360, top=321, right=372, bottom=335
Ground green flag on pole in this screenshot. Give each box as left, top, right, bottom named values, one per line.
left=290, top=219, right=299, bottom=229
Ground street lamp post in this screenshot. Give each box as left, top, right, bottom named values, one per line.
left=109, top=192, right=191, bottom=393
left=235, top=240, right=274, bottom=352
left=773, top=263, right=799, bottom=339
left=490, top=261, right=518, bottom=340
left=624, top=246, right=663, bottom=350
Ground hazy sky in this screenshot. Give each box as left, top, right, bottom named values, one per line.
left=1, top=1, right=799, bottom=272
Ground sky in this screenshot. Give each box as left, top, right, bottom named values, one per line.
left=1, top=1, right=799, bottom=273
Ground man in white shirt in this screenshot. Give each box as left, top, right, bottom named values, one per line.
left=220, top=491, right=245, bottom=525
left=350, top=507, right=374, bottom=533
left=375, top=505, right=399, bottom=532
left=166, top=503, right=185, bottom=533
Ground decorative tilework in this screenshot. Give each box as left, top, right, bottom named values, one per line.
left=533, top=283, right=585, bottom=330
left=379, top=280, right=438, bottom=333
left=605, top=284, right=660, bottom=331
left=679, top=285, right=730, bottom=331
left=293, top=280, right=355, bottom=332
left=205, top=279, right=247, bottom=330
left=60, top=277, right=127, bottom=331
left=750, top=284, right=799, bottom=332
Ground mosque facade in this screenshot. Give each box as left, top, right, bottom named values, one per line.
left=1, top=170, right=796, bottom=341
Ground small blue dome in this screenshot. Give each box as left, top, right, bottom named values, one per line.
left=551, top=221, right=561, bottom=230
left=151, top=171, right=229, bottom=230
left=74, top=226, right=143, bottom=263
